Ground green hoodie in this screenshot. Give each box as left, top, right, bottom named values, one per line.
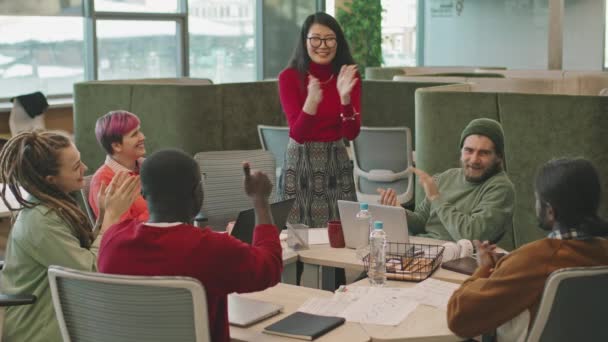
left=408, top=168, right=515, bottom=244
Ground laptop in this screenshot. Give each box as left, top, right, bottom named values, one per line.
left=337, top=200, right=409, bottom=249
left=230, top=198, right=295, bottom=244
left=228, top=294, right=283, bottom=327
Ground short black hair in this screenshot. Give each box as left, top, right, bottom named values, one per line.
left=140, top=149, right=200, bottom=207
left=535, top=158, right=607, bottom=237
left=287, top=12, right=355, bottom=75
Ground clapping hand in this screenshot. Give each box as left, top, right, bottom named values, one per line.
left=307, top=75, right=323, bottom=106
left=408, top=167, right=440, bottom=201
left=474, top=240, right=499, bottom=271
left=376, top=187, right=399, bottom=207
left=103, top=171, right=140, bottom=219
left=337, top=64, right=358, bottom=104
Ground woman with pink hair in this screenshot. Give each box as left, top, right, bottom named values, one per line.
left=89, top=110, right=148, bottom=222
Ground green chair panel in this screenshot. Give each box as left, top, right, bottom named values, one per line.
left=73, top=83, right=134, bottom=170
left=499, top=93, right=608, bottom=247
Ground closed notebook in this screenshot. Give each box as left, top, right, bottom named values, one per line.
left=441, top=256, right=478, bottom=275
left=441, top=253, right=507, bottom=275
left=263, top=311, right=345, bottom=340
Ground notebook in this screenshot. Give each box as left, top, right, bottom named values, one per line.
left=263, top=311, right=345, bottom=340
left=441, top=253, right=507, bottom=275
left=228, top=294, right=283, bottom=327
left=230, top=198, right=295, bottom=244
left=440, top=256, right=479, bottom=275
left=337, top=200, right=409, bottom=248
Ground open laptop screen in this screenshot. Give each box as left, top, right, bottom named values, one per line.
left=230, top=198, right=295, bottom=244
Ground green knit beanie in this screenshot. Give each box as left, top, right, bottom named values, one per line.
left=459, top=118, right=505, bottom=157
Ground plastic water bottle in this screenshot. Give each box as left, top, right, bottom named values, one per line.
left=354, top=203, right=372, bottom=248
left=368, top=221, right=387, bottom=287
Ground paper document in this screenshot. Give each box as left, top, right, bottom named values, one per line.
left=308, top=228, right=330, bottom=245
left=298, top=297, right=354, bottom=317
left=298, top=286, right=419, bottom=326
left=340, top=292, right=418, bottom=325
left=412, top=278, right=460, bottom=310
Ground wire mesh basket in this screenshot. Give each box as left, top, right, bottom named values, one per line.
left=363, top=242, right=445, bottom=282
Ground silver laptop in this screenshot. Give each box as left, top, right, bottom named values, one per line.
left=228, top=294, right=283, bottom=327
left=337, top=200, right=409, bottom=249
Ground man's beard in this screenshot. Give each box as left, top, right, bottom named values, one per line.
left=537, top=201, right=553, bottom=231
left=462, top=159, right=502, bottom=183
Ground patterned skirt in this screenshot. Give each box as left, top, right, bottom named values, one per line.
left=280, top=138, right=357, bottom=228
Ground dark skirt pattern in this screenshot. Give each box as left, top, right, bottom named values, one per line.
left=280, top=138, right=356, bottom=228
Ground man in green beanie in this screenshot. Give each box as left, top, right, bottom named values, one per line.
left=378, top=118, right=515, bottom=244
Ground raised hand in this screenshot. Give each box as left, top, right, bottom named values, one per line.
left=337, top=64, right=358, bottom=103
left=243, top=162, right=272, bottom=200
left=408, top=167, right=440, bottom=201
left=377, top=187, right=398, bottom=207
left=242, top=162, right=273, bottom=225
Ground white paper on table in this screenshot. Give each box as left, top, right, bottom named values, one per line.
left=412, top=278, right=460, bottom=310
left=340, top=291, right=418, bottom=326
left=298, top=297, right=354, bottom=317
left=298, top=286, right=419, bottom=326
left=307, top=228, right=330, bottom=245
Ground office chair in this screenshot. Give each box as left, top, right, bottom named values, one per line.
left=351, top=127, right=414, bottom=206
left=193, top=150, right=276, bottom=231
left=257, top=125, right=289, bottom=198
left=525, top=265, right=608, bottom=342
left=48, top=265, right=211, bottom=342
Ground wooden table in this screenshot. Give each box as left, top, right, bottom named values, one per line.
left=230, top=280, right=462, bottom=341
left=230, top=283, right=370, bottom=342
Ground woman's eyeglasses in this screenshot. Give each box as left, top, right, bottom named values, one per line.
left=307, top=37, right=337, bottom=48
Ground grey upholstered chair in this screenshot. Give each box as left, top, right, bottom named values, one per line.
left=257, top=125, right=289, bottom=198
left=526, top=265, right=608, bottom=342
left=351, top=127, right=414, bottom=206
left=48, top=265, right=211, bottom=342
left=193, top=150, right=276, bottom=231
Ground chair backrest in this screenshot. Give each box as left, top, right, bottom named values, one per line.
left=526, top=266, right=608, bottom=342
left=193, top=150, right=276, bottom=231
left=257, top=125, right=289, bottom=197
left=48, top=265, right=210, bottom=342
left=80, top=175, right=96, bottom=225
left=351, top=127, right=414, bottom=205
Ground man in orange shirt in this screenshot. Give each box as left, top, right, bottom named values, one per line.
left=447, top=158, right=608, bottom=341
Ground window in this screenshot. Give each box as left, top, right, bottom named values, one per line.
left=262, top=0, right=318, bottom=79
left=96, top=20, right=178, bottom=80
left=381, top=0, right=417, bottom=67
left=0, top=16, right=84, bottom=98
left=94, top=0, right=179, bottom=13
left=189, top=0, right=256, bottom=83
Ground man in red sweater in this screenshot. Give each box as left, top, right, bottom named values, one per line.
left=447, top=158, right=608, bottom=341
left=98, top=149, right=283, bottom=342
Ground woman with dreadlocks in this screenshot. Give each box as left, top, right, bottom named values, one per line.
left=0, top=131, right=140, bottom=342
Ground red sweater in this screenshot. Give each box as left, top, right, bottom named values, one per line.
left=278, top=62, right=361, bottom=143
left=98, top=220, right=283, bottom=342
left=89, top=163, right=149, bottom=222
